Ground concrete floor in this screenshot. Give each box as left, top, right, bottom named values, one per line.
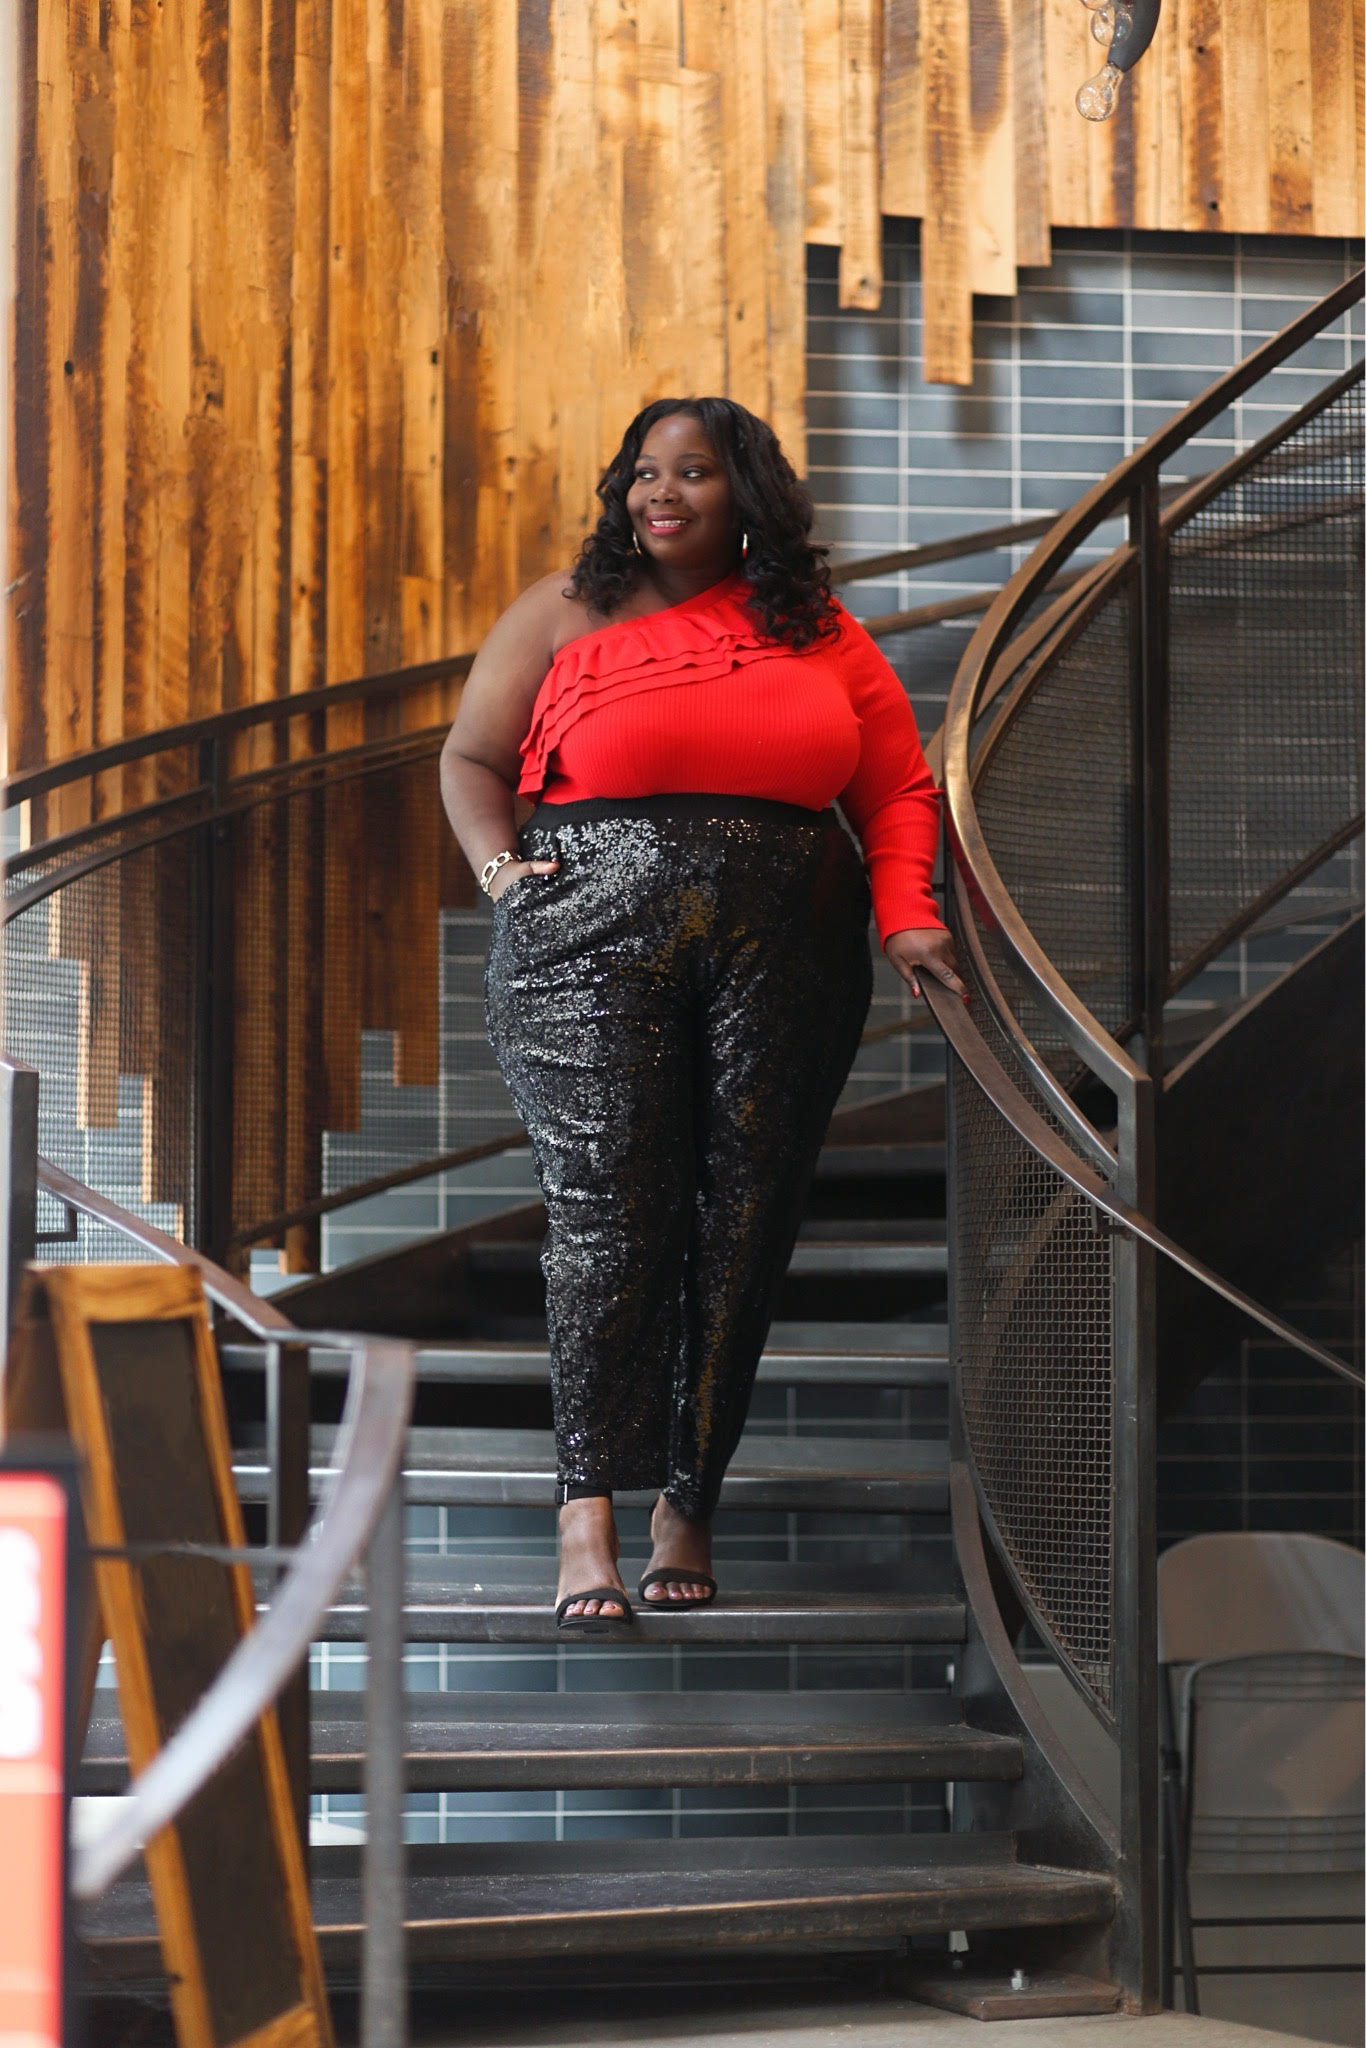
left=404, top=1985, right=1329, bottom=2048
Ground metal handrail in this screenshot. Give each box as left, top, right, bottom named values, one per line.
left=933, top=275, right=1362, bottom=2005
left=1, top=658, right=472, bottom=811
left=69, top=1326, right=412, bottom=1893
left=31, top=1159, right=414, bottom=2045
left=35, top=1156, right=297, bottom=1339
left=919, top=982, right=1362, bottom=1391
left=942, top=271, right=1364, bottom=1051
left=935, top=282, right=1363, bottom=1387
left=2, top=505, right=1104, bottom=822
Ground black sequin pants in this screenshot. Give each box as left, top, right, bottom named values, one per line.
left=484, top=795, right=873, bottom=1521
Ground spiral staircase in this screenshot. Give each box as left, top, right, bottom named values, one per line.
left=3, top=276, right=1361, bottom=2027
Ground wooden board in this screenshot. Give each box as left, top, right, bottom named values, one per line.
left=879, top=0, right=923, bottom=223
left=7, top=0, right=1365, bottom=771
left=3, top=1265, right=333, bottom=2048
left=968, top=0, right=1016, bottom=296
left=838, top=0, right=884, bottom=309
left=922, top=0, right=973, bottom=385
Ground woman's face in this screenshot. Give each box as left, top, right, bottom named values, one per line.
left=625, top=414, right=737, bottom=572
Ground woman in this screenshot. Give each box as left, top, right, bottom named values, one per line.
left=440, top=397, right=965, bottom=1635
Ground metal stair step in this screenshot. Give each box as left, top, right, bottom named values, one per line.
left=467, top=1240, right=948, bottom=1278
left=765, top=1320, right=947, bottom=1359
left=233, top=1429, right=950, bottom=1513
left=79, top=1691, right=1022, bottom=1794
left=794, top=1218, right=945, bottom=1242
left=789, top=1242, right=947, bottom=1275
left=221, top=1328, right=949, bottom=1388
left=297, top=1554, right=964, bottom=1644
left=80, top=1835, right=1115, bottom=1971
left=813, top=1143, right=946, bottom=1180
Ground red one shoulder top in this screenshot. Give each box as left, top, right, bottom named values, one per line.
left=517, top=571, right=945, bottom=943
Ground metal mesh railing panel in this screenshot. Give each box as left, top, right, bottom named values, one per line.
left=3, top=838, right=201, bottom=1260
left=972, top=570, right=1137, bottom=1069
left=225, top=751, right=522, bottom=1257
left=949, top=914, right=1117, bottom=1713
left=3, top=744, right=528, bottom=1270
left=1166, top=383, right=1365, bottom=980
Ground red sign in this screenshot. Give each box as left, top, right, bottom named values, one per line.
left=0, top=1473, right=68, bottom=2048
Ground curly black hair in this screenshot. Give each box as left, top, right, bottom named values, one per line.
left=567, top=397, right=838, bottom=649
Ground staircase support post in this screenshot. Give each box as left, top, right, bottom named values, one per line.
left=1130, top=470, right=1172, bottom=1087
left=362, top=1474, right=407, bottom=2048
left=267, top=1338, right=313, bottom=1875
left=195, top=735, right=237, bottom=1268
left=1, top=1057, right=39, bottom=1351
left=1109, top=1171, right=1160, bottom=2009
left=1118, top=450, right=1167, bottom=2015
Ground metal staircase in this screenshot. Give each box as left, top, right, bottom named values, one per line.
left=75, top=1109, right=1125, bottom=2007
left=3, top=274, right=1361, bottom=2029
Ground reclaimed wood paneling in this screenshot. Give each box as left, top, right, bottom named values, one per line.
left=1266, top=0, right=1315, bottom=232
left=880, top=0, right=923, bottom=220
left=922, top=0, right=972, bottom=384
left=721, top=0, right=773, bottom=414
left=804, top=0, right=842, bottom=242
left=767, top=0, right=809, bottom=460
left=838, top=0, right=883, bottom=309
left=1044, top=0, right=1092, bottom=225
left=1180, top=0, right=1224, bottom=230
left=1220, top=0, right=1268, bottom=229
left=1309, top=0, right=1356, bottom=238
left=1012, top=0, right=1050, bottom=266
left=8, top=0, right=1365, bottom=767
left=969, top=0, right=1015, bottom=294
left=442, top=0, right=518, bottom=651
left=678, top=66, right=727, bottom=395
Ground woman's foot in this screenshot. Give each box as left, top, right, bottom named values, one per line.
left=640, top=1494, right=715, bottom=1603
left=556, top=1496, right=630, bottom=1622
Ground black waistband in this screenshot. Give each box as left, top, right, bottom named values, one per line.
left=525, top=794, right=835, bottom=832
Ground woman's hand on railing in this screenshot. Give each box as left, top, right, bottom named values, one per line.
left=885, top=926, right=970, bottom=1002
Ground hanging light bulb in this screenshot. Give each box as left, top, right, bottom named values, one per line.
left=1076, top=60, right=1123, bottom=119
left=1094, top=0, right=1133, bottom=43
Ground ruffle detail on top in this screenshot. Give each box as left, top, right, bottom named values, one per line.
left=518, top=575, right=781, bottom=800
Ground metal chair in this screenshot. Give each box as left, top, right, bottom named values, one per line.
left=1157, top=1531, right=1364, bottom=2015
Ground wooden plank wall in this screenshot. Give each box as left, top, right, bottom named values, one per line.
left=7, top=0, right=1363, bottom=774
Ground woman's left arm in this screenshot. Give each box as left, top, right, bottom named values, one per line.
left=834, top=610, right=968, bottom=1003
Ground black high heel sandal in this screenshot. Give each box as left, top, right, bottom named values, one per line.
left=554, top=1588, right=634, bottom=1636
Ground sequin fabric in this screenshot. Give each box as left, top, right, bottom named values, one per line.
left=484, top=794, right=873, bottom=1520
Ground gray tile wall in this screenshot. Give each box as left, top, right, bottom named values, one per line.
left=810, top=224, right=1363, bottom=1029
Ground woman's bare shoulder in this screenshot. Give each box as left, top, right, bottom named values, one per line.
left=483, top=570, right=607, bottom=659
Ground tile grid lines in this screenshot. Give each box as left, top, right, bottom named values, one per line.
left=1122, top=228, right=1135, bottom=455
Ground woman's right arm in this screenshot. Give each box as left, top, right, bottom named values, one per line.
left=439, top=578, right=567, bottom=898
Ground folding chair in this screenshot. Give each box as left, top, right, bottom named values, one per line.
left=1158, top=1531, right=1364, bottom=2016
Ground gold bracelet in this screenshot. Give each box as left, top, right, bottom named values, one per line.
left=479, top=850, right=519, bottom=895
